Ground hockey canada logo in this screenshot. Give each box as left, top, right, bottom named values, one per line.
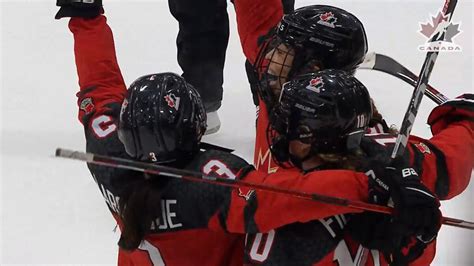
left=317, top=12, right=337, bottom=28
left=414, top=142, right=431, bottom=154
left=164, top=93, right=181, bottom=110
left=306, top=77, right=324, bottom=93
left=418, top=10, right=462, bottom=52
left=80, top=97, right=95, bottom=114
left=120, top=99, right=128, bottom=117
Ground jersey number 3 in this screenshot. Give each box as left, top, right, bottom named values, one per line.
left=202, top=160, right=237, bottom=180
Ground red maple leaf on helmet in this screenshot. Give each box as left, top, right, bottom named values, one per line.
left=310, top=77, right=323, bottom=86
left=164, top=95, right=175, bottom=108
left=320, top=12, right=334, bottom=22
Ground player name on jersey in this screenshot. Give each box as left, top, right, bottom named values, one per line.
left=150, top=199, right=183, bottom=230
left=98, top=183, right=182, bottom=230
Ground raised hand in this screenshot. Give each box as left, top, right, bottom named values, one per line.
left=55, top=0, right=103, bottom=20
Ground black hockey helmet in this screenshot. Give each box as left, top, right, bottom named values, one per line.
left=118, top=73, right=206, bottom=163
left=268, top=70, right=372, bottom=165
left=255, top=5, right=368, bottom=107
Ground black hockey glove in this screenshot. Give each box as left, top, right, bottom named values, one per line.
left=349, top=157, right=442, bottom=264
left=55, top=0, right=103, bottom=20
left=375, top=158, right=441, bottom=241
left=428, top=93, right=474, bottom=135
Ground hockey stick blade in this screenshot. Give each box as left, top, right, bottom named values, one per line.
left=391, top=0, right=457, bottom=159
left=359, top=52, right=449, bottom=105
left=55, top=148, right=474, bottom=230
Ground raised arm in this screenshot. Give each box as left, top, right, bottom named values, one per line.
left=57, top=1, right=133, bottom=198
left=69, top=15, right=126, bottom=125
left=233, top=0, right=283, bottom=63
left=362, top=94, right=473, bottom=201
left=56, top=1, right=126, bottom=125
left=416, top=94, right=474, bottom=199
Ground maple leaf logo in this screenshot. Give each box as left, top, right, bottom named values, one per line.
left=306, top=77, right=324, bottom=93
left=444, top=22, right=461, bottom=42
left=238, top=188, right=255, bottom=201
left=320, top=12, right=334, bottom=22
left=310, top=77, right=323, bottom=86
left=419, top=11, right=461, bottom=42
left=317, top=12, right=337, bottom=28
left=164, top=93, right=181, bottom=110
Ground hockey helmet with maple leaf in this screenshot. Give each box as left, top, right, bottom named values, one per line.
left=256, top=5, right=368, bottom=108
left=268, top=70, right=372, bottom=165
left=118, top=73, right=206, bottom=163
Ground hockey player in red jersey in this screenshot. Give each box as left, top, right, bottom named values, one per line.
left=234, top=2, right=383, bottom=173
left=248, top=70, right=474, bottom=265
left=54, top=1, right=421, bottom=265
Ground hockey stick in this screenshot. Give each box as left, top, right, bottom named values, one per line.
left=391, top=0, right=457, bottom=159
left=359, top=52, right=449, bottom=105
left=55, top=148, right=474, bottom=230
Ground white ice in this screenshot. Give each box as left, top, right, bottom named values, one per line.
left=1, top=0, right=472, bottom=265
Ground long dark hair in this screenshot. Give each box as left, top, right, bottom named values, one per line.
left=118, top=175, right=169, bottom=250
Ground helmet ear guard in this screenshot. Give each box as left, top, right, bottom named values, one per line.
left=345, top=129, right=366, bottom=152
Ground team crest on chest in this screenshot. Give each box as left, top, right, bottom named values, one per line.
left=415, top=142, right=431, bottom=154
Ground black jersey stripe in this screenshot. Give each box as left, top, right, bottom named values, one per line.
left=244, top=196, right=260, bottom=234
left=423, top=141, right=450, bottom=199
left=218, top=191, right=232, bottom=232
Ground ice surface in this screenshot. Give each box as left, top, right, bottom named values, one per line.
left=1, top=0, right=472, bottom=265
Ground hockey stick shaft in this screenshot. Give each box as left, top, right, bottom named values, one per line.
left=391, top=0, right=457, bottom=159
left=359, top=52, right=449, bottom=105
left=55, top=148, right=390, bottom=213
left=55, top=148, right=474, bottom=230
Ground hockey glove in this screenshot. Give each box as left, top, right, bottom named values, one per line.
left=382, top=158, right=441, bottom=242
left=55, top=0, right=103, bottom=20
left=349, top=157, right=442, bottom=263
left=428, top=93, right=474, bottom=135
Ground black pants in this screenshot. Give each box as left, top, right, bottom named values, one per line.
left=168, top=0, right=295, bottom=112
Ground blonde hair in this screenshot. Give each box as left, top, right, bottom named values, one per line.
left=370, top=98, right=399, bottom=134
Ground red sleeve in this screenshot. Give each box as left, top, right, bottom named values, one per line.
left=68, top=16, right=126, bottom=124
left=209, top=168, right=369, bottom=233
left=234, top=0, right=283, bottom=64
left=408, top=120, right=473, bottom=200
